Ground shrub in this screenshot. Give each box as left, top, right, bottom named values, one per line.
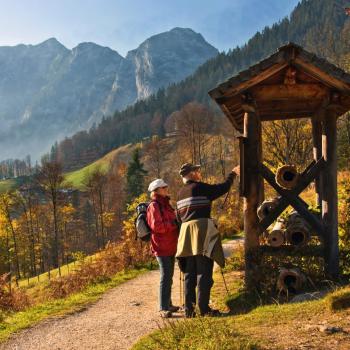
left=0, top=273, right=30, bottom=311
left=49, top=193, right=153, bottom=299
left=326, top=287, right=350, bottom=311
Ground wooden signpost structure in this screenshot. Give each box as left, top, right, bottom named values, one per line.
left=209, top=43, right=350, bottom=290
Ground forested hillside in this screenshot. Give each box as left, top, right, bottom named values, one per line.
left=54, top=0, right=350, bottom=170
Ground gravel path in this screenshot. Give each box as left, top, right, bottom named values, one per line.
left=0, top=240, right=242, bottom=350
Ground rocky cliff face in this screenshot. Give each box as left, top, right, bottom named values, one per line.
left=0, top=28, right=218, bottom=160
left=100, top=27, right=218, bottom=117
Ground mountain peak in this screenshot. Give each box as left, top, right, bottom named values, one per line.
left=35, top=37, right=68, bottom=52
left=169, top=27, right=196, bottom=33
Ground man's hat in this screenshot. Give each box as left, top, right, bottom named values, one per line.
left=179, top=163, right=201, bottom=177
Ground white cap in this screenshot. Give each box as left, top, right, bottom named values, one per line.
left=148, top=178, right=168, bottom=192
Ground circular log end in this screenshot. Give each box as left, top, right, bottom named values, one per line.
left=277, top=268, right=305, bottom=293
left=276, top=165, right=299, bottom=190
left=268, top=230, right=285, bottom=247
left=257, top=198, right=279, bottom=220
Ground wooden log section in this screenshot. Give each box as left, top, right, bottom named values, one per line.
left=268, top=220, right=285, bottom=247
left=277, top=267, right=306, bottom=294
left=285, top=211, right=312, bottom=247
left=322, top=113, right=339, bottom=277
left=243, top=107, right=263, bottom=290
left=238, top=136, right=247, bottom=197
left=257, top=199, right=279, bottom=220
left=275, top=164, right=299, bottom=190
left=312, top=116, right=322, bottom=208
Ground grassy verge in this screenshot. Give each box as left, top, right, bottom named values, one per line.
left=134, top=287, right=350, bottom=350
left=133, top=254, right=350, bottom=350
left=0, top=266, right=151, bottom=343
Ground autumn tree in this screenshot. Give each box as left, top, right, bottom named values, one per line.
left=83, top=167, right=108, bottom=248
left=144, top=136, right=165, bottom=179
left=337, top=112, right=350, bottom=169
left=36, top=161, right=65, bottom=274
left=262, top=119, right=313, bottom=168
left=0, top=193, right=21, bottom=281
left=168, top=102, right=214, bottom=166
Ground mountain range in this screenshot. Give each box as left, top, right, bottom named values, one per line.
left=51, top=0, right=350, bottom=171
left=0, top=27, right=218, bottom=160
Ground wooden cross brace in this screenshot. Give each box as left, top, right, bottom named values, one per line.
left=258, top=157, right=326, bottom=235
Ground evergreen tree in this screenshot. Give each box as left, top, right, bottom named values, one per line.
left=126, top=149, right=147, bottom=201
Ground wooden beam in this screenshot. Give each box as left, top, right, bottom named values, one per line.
left=260, top=245, right=324, bottom=257
left=294, top=58, right=350, bottom=93
left=218, top=63, right=288, bottom=100
left=256, top=99, right=322, bottom=111
left=243, top=107, right=262, bottom=291
left=322, top=112, right=339, bottom=277
left=258, top=159, right=324, bottom=232
left=260, top=112, right=314, bottom=120
left=260, top=163, right=324, bottom=235
left=238, top=136, right=247, bottom=197
left=250, top=83, right=328, bottom=101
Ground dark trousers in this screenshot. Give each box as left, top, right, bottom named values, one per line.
left=184, top=255, right=214, bottom=315
left=156, top=256, right=175, bottom=311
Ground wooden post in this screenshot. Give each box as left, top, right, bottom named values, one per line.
left=312, top=116, right=322, bottom=208
left=321, top=113, right=339, bottom=277
left=243, top=105, right=262, bottom=290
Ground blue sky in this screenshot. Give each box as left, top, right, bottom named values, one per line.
left=0, top=0, right=299, bottom=56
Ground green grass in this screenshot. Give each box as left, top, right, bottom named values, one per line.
left=64, top=159, right=109, bottom=190
left=0, top=267, right=151, bottom=343
left=133, top=254, right=350, bottom=350
left=64, top=143, right=133, bottom=190
left=132, top=295, right=328, bottom=350
left=0, top=144, right=135, bottom=193
left=0, top=177, right=28, bottom=193
left=326, top=287, right=350, bottom=311
left=17, top=253, right=100, bottom=288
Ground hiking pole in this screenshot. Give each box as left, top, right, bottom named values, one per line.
left=220, top=268, right=230, bottom=297
left=220, top=187, right=231, bottom=210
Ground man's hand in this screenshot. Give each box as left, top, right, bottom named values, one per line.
left=232, top=165, right=240, bottom=176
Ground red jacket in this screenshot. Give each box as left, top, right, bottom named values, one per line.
left=146, top=194, right=179, bottom=257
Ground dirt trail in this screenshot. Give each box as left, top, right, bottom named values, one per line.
left=0, top=240, right=242, bottom=350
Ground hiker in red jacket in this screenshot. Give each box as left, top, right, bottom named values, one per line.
left=146, top=178, right=180, bottom=318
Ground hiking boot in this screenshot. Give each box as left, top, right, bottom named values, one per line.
left=201, top=308, right=222, bottom=317
left=159, top=310, right=172, bottom=318
left=185, top=309, right=196, bottom=318
left=168, top=305, right=180, bottom=313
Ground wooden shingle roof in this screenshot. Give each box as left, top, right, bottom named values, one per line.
left=209, top=43, right=350, bottom=132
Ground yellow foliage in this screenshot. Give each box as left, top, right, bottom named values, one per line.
left=121, top=193, right=152, bottom=266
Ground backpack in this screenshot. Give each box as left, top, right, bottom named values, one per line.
left=135, top=201, right=163, bottom=242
